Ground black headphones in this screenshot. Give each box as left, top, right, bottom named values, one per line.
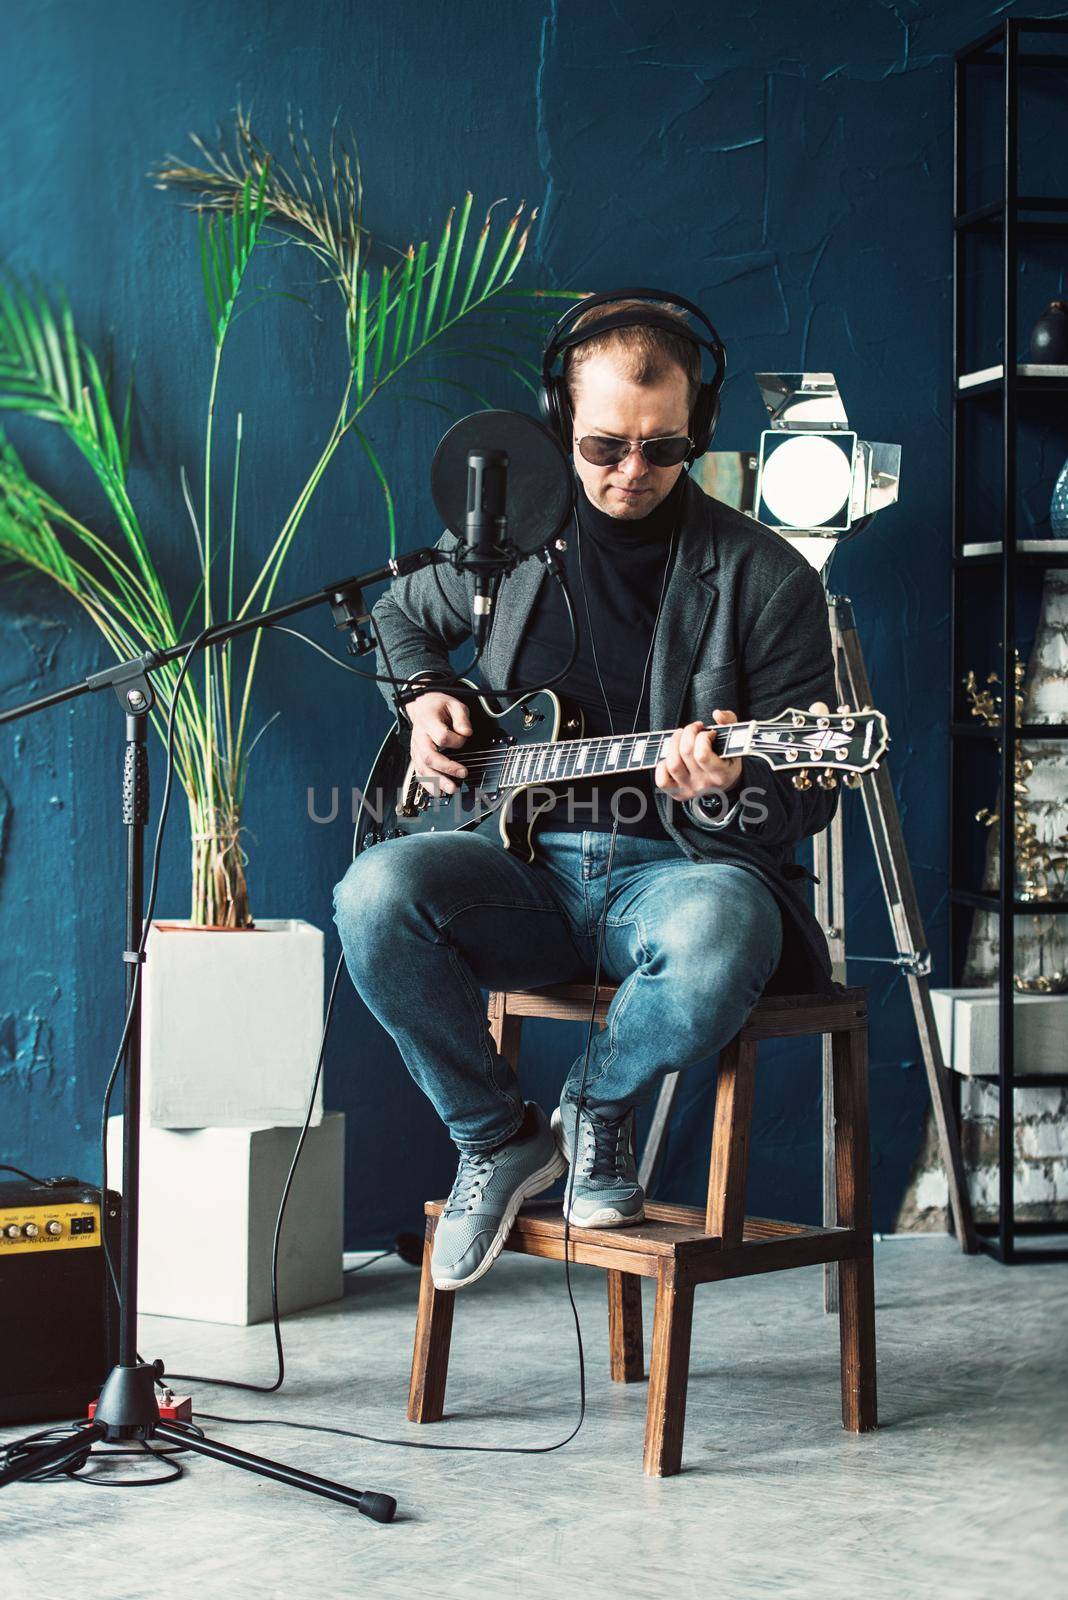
left=538, top=286, right=727, bottom=466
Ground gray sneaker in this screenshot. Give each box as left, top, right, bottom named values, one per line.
left=431, top=1103, right=566, bottom=1290
left=551, top=1096, right=646, bottom=1228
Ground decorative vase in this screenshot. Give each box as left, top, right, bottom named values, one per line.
left=1028, top=300, right=1068, bottom=363
left=1052, top=456, right=1068, bottom=538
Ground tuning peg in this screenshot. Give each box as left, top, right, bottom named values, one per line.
left=817, top=771, right=838, bottom=789
left=844, top=772, right=864, bottom=789
left=792, top=770, right=814, bottom=790
left=836, top=703, right=853, bottom=714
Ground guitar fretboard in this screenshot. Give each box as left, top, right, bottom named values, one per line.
left=489, top=724, right=747, bottom=791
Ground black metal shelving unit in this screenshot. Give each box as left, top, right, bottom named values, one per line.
left=950, top=18, right=1068, bottom=1264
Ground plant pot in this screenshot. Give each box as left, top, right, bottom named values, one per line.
left=107, top=1112, right=345, bottom=1324
left=141, top=918, right=325, bottom=1128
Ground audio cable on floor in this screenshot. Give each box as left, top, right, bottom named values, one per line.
left=81, top=593, right=597, bottom=1468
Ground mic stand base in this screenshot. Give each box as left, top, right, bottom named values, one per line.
left=0, top=1378, right=396, bottom=1521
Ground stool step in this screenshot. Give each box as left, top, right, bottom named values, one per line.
left=423, top=1197, right=860, bottom=1282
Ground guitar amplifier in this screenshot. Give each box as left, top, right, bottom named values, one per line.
left=0, top=1177, right=121, bottom=1425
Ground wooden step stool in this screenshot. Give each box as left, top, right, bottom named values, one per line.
left=408, top=983, right=877, bottom=1476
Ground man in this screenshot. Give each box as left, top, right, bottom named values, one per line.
left=332, top=298, right=839, bottom=1291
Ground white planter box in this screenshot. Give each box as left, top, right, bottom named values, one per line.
left=931, top=987, right=1068, bottom=1077
left=107, top=1112, right=344, bottom=1325
left=141, top=918, right=324, bottom=1129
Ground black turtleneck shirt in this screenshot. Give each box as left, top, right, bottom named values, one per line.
left=508, top=468, right=687, bottom=840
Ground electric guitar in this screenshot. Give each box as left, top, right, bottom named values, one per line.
left=356, top=680, right=889, bottom=861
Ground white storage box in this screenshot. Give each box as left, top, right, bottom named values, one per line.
left=107, top=1112, right=344, bottom=1325
left=930, top=987, right=1068, bottom=1078
left=141, top=918, right=324, bottom=1129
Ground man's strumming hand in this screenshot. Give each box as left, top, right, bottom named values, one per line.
left=408, top=692, right=472, bottom=796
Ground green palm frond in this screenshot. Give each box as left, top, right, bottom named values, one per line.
left=151, top=110, right=556, bottom=424
left=0, top=425, right=202, bottom=799
left=337, top=193, right=542, bottom=419
left=0, top=271, right=170, bottom=618
left=0, top=272, right=129, bottom=481
left=150, top=104, right=386, bottom=298
left=198, top=165, right=269, bottom=346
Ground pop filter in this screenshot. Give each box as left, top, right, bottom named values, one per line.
left=430, top=409, right=573, bottom=555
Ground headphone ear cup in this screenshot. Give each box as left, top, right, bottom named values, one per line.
left=537, top=378, right=556, bottom=432
left=690, top=385, right=720, bottom=459
left=540, top=375, right=571, bottom=450
left=705, top=389, right=720, bottom=449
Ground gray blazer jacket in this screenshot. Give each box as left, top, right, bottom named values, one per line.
left=370, top=473, right=841, bottom=995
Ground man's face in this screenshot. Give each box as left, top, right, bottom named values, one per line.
left=569, top=354, right=692, bottom=521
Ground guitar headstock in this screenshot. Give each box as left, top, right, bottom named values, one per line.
left=749, top=704, right=889, bottom=788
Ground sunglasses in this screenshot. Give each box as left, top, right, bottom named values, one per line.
left=575, top=432, right=692, bottom=469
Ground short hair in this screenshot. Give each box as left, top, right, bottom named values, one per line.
left=562, top=298, right=701, bottom=418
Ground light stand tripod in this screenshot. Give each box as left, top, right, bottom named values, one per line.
left=0, top=546, right=451, bottom=1515
left=815, top=593, right=977, bottom=1309
left=638, top=589, right=979, bottom=1294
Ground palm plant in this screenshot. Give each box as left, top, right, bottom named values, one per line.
left=0, top=108, right=571, bottom=925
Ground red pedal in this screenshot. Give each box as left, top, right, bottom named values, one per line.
left=88, top=1393, right=193, bottom=1422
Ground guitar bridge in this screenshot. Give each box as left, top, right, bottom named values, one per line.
left=397, top=774, right=431, bottom=817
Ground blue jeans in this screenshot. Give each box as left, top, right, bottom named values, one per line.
left=331, top=829, right=783, bottom=1154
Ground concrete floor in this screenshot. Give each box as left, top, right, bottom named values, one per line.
left=2, top=1236, right=1065, bottom=1600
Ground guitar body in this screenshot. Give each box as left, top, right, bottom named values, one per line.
left=358, top=680, right=582, bottom=862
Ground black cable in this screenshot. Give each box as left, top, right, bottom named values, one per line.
left=257, top=542, right=581, bottom=718
left=164, top=616, right=424, bottom=1396
left=180, top=489, right=681, bottom=1458
left=6, top=560, right=584, bottom=1489
left=163, top=617, right=415, bottom=1395
left=162, top=609, right=595, bottom=1457
left=28, top=544, right=584, bottom=1479
left=0, top=631, right=211, bottom=1487
left=0, top=1163, right=68, bottom=1186
left=343, top=1249, right=395, bottom=1274
left=417, top=552, right=581, bottom=708
left=172, top=1402, right=583, bottom=1458
left=94, top=608, right=429, bottom=1386
left=0, top=1419, right=206, bottom=1487
left=98, top=625, right=218, bottom=1352
left=165, top=951, right=347, bottom=1394
left=554, top=481, right=683, bottom=1428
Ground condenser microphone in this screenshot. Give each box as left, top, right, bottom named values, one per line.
left=464, top=448, right=508, bottom=648
left=430, top=408, right=574, bottom=650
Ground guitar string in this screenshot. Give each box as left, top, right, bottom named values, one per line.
left=437, top=717, right=865, bottom=776
left=428, top=725, right=854, bottom=780
left=426, top=748, right=854, bottom=789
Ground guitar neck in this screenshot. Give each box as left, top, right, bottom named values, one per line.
left=495, top=724, right=745, bottom=790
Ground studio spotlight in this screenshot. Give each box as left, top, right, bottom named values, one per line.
left=696, top=372, right=901, bottom=570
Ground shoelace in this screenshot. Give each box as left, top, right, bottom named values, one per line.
left=578, top=1112, right=631, bottom=1180
left=444, top=1150, right=498, bottom=1214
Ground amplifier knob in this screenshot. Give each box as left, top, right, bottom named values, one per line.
left=23, top=1222, right=39, bottom=1238
left=46, top=1221, right=63, bottom=1236
left=4, top=1224, right=20, bottom=1238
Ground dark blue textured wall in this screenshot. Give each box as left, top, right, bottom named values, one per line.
left=2, top=0, right=1065, bottom=1242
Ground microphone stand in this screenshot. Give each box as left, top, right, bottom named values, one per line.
left=0, top=543, right=474, bottom=1519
